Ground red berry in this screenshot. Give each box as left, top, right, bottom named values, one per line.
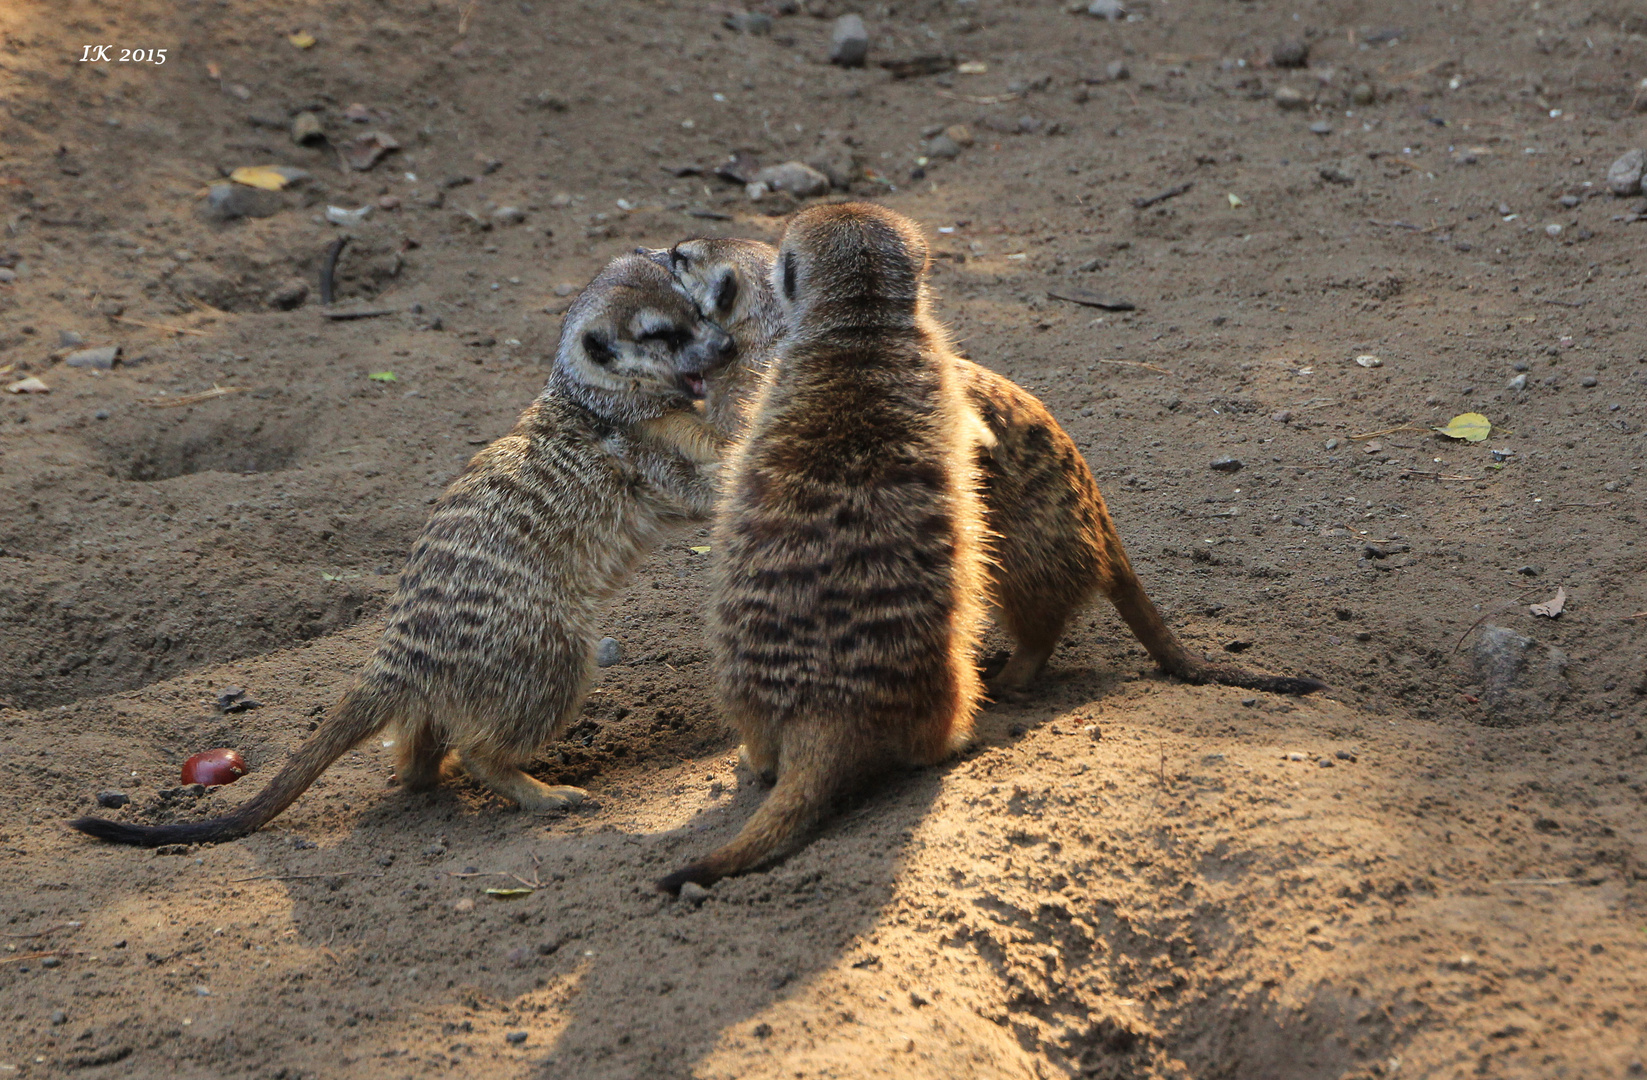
left=181, top=748, right=247, bottom=787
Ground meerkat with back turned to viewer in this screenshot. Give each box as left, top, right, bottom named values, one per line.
left=70, top=254, right=733, bottom=848
left=657, top=202, right=992, bottom=893
left=646, top=235, right=1324, bottom=696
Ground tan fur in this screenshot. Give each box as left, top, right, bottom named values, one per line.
left=70, top=255, right=734, bottom=848
left=657, top=203, right=992, bottom=893
left=659, top=235, right=1325, bottom=697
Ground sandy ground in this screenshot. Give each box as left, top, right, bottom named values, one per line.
left=1, top=0, right=1645, bottom=1077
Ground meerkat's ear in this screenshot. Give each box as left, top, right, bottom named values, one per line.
left=712, top=267, right=739, bottom=316
left=780, top=250, right=798, bottom=302
left=583, top=331, right=615, bottom=366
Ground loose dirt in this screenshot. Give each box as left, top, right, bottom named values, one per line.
left=1, top=1, right=1644, bottom=1077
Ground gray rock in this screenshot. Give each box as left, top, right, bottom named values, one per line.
left=40, top=956, right=61, bottom=969
left=752, top=161, right=832, bottom=198
left=1350, top=82, right=1376, bottom=106
left=96, top=791, right=129, bottom=809
left=492, top=205, right=527, bottom=225
left=65, top=346, right=119, bottom=369
left=0, top=267, right=15, bottom=282
left=291, top=111, right=325, bottom=145
left=50, top=1010, right=67, bottom=1025
left=1272, top=38, right=1310, bottom=68
left=806, top=145, right=860, bottom=189
left=505, top=1031, right=528, bottom=1045
left=60, top=330, right=84, bottom=347
left=267, top=279, right=309, bottom=311
left=203, top=183, right=284, bottom=221
left=595, top=637, right=623, bottom=668
left=1106, top=60, right=1130, bottom=81
left=1558, top=194, right=1581, bottom=208
left=1472, top=625, right=1570, bottom=726
left=925, top=134, right=962, bottom=159
left=829, top=14, right=869, bottom=67
left=678, top=881, right=711, bottom=905
left=1508, top=373, right=1527, bottom=392
left=1210, top=456, right=1243, bottom=473
left=1607, top=148, right=1645, bottom=196
left=1308, top=120, right=1333, bottom=136
left=1581, top=375, right=1598, bottom=387
left=1087, top=0, right=1125, bottom=20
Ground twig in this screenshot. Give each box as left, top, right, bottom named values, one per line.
left=229, top=871, right=386, bottom=884
left=1093, top=357, right=1177, bottom=376
left=1491, top=877, right=1573, bottom=886
left=1555, top=502, right=1610, bottom=509
left=1368, top=217, right=1421, bottom=228
left=143, top=384, right=246, bottom=408
left=935, top=89, right=1022, bottom=106
left=1542, top=297, right=1584, bottom=308
left=1132, top=181, right=1193, bottom=209
left=0, top=922, right=81, bottom=939
left=1047, top=287, right=1135, bottom=312
left=1623, top=610, right=1647, bottom=620
left=0, top=951, right=58, bottom=966
left=1350, top=424, right=1428, bottom=441
left=320, top=306, right=397, bottom=321
left=319, top=236, right=350, bottom=306
left=1452, top=601, right=1521, bottom=654
left=111, top=314, right=208, bottom=337
left=1400, top=471, right=1482, bottom=481
left=458, top=0, right=480, bottom=34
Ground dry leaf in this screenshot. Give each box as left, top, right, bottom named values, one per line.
left=1529, top=587, right=1566, bottom=618
left=229, top=165, right=292, bottom=191
left=1227, top=193, right=1245, bottom=207
left=1434, top=412, right=1491, bottom=442
left=688, top=545, right=711, bottom=555
left=957, top=61, right=988, bottom=74
left=1354, top=354, right=1383, bottom=368
left=484, top=888, right=534, bottom=901
left=5, top=377, right=49, bottom=394
left=288, top=31, right=317, bottom=49
left=341, top=131, right=400, bottom=171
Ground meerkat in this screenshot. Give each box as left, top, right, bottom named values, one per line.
left=657, top=202, right=992, bottom=893
left=648, top=236, right=1324, bottom=697
left=70, top=255, right=733, bottom=848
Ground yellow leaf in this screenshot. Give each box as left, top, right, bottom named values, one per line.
left=229, top=166, right=291, bottom=191
left=368, top=371, right=398, bottom=382
left=688, top=545, right=711, bottom=555
left=957, top=61, right=988, bottom=75
left=288, top=31, right=317, bottom=49
left=1227, top=193, right=1244, bottom=207
left=1434, top=412, right=1491, bottom=442
left=484, top=888, right=534, bottom=901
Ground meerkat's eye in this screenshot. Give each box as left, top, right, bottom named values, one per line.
left=713, top=270, right=739, bottom=315
left=583, top=331, right=616, bottom=366
left=781, top=251, right=798, bottom=302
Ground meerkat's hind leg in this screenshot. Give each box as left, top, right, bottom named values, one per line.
left=395, top=727, right=452, bottom=792
left=458, top=750, right=586, bottom=811
left=987, top=602, right=1074, bottom=695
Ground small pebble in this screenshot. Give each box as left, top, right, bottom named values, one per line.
left=453, top=898, right=475, bottom=913
left=1241, top=698, right=1258, bottom=708
left=1284, top=752, right=1309, bottom=762
left=1317, top=757, right=1335, bottom=768
left=1558, top=194, right=1581, bottom=209
left=422, top=842, right=447, bottom=856
left=829, top=14, right=869, bottom=67
left=96, top=790, right=129, bottom=809
left=267, top=280, right=309, bottom=311
left=1512, top=360, right=1530, bottom=371
left=1545, top=223, right=1563, bottom=237
left=1087, top=0, right=1125, bottom=20
left=553, top=283, right=577, bottom=297
left=1581, top=375, right=1598, bottom=387
left=40, top=956, right=61, bottom=968
left=752, top=161, right=831, bottom=199
left=50, top=1011, right=67, bottom=1025
left=94, top=409, right=110, bottom=420
left=60, top=330, right=85, bottom=347
left=1272, top=38, right=1310, bottom=68
left=65, top=346, right=120, bottom=369
left=1324, top=438, right=1340, bottom=450
left=595, top=637, right=623, bottom=668
left=1604, top=481, right=1619, bottom=492
left=678, top=881, right=711, bottom=905
left=1335, top=749, right=1358, bottom=762
left=291, top=111, right=325, bottom=145
left=1274, top=85, right=1309, bottom=111
left=0, top=267, right=17, bottom=282
left=1105, top=60, right=1130, bottom=81
left=1308, top=121, right=1333, bottom=136
left=1271, top=409, right=1293, bottom=423
left=492, top=206, right=526, bottom=225
left=1508, top=373, right=1527, bottom=392
left=1607, top=148, right=1645, bottom=196
left=505, top=1031, right=528, bottom=1045
left=1351, top=82, right=1376, bottom=106
left=1209, top=456, right=1243, bottom=473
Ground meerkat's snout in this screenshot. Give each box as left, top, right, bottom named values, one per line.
left=636, top=246, right=673, bottom=270
left=675, top=323, right=735, bottom=399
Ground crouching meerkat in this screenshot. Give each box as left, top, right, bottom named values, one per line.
left=657, top=203, right=992, bottom=893
left=646, top=236, right=1324, bottom=697
left=70, top=255, right=732, bottom=847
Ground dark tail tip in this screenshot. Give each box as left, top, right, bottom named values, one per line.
left=1263, top=675, right=1328, bottom=696
left=1170, top=656, right=1328, bottom=697
left=67, top=814, right=245, bottom=848
left=655, top=863, right=719, bottom=896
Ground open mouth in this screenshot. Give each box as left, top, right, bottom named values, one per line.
left=678, top=373, right=706, bottom=400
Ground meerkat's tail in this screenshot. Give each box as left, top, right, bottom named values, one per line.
left=657, top=724, right=865, bottom=894
left=1105, top=568, right=1327, bottom=696
left=68, top=686, right=398, bottom=847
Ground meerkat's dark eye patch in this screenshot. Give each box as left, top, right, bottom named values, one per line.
left=638, top=326, right=691, bottom=351
left=583, top=331, right=616, bottom=366
left=713, top=269, right=739, bottom=316
left=781, top=251, right=798, bottom=302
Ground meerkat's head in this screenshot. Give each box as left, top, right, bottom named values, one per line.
left=637, top=238, right=779, bottom=336
left=556, top=254, right=734, bottom=404
left=771, top=202, right=930, bottom=334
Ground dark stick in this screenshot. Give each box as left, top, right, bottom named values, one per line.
left=1132, top=181, right=1192, bottom=209
left=319, top=236, right=350, bottom=306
